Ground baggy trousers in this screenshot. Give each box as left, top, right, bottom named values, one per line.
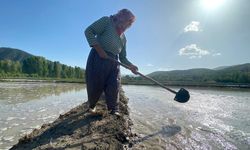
left=85, top=49, right=120, bottom=112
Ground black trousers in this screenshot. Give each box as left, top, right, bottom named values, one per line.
left=85, top=49, right=120, bottom=111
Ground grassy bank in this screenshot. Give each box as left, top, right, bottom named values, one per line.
left=0, top=77, right=85, bottom=83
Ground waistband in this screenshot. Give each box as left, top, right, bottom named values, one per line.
left=91, top=48, right=118, bottom=60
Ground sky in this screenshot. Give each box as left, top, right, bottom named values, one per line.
left=0, top=0, right=249, bottom=75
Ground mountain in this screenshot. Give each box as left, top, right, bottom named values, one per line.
left=148, top=68, right=215, bottom=78
left=149, top=63, right=250, bottom=76
left=0, top=47, right=33, bottom=62
left=213, top=66, right=230, bottom=70
left=0, top=47, right=84, bottom=79
left=146, top=63, right=250, bottom=84
left=219, top=63, right=250, bottom=72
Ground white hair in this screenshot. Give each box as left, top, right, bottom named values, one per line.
left=110, top=9, right=135, bottom=31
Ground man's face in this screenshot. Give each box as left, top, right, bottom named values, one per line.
left=125, top=18, right=135, bottom=30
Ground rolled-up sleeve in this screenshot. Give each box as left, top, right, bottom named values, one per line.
left=84, top=16, right=109, bottom=47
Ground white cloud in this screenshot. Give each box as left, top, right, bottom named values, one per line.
left=179, top=44, right=210, bottom=59
left=184, top=21, right=201, bottom=32
left=212, top=53, right=221, bottom=56
left=146, top=63, right=154, bottom=67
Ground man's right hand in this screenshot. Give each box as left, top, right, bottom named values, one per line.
left=97, top=50, right=108, bottom=59
left=93, top=44, right=108, bottom=59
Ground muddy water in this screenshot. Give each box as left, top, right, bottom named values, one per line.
left=0, top=82, right=87, bottom=150
left=124, top=85, right=250, bottom=150
left=0, top=83, right=249, bottom=150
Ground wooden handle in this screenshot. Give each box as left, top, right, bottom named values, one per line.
left=108, top=57, right=177, bottom=94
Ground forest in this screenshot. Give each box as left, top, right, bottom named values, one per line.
left=0, top=56, right=84, bottom=79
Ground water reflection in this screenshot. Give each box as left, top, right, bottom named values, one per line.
left=134, top=125, right=181, bottom=143
left=124, top=85, right=250, bottom=150
left=0, top=82, right=85, bottom=104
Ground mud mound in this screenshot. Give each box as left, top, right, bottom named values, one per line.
left=10, top=90, right=137, bottom=150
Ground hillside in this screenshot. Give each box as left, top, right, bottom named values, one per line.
left=121, top=63, right=250, bottom=86
left=148, top=68, right=216, bottom=81
left=0, top=47, right=84, bottom=79
left=213, top=66, right=230, bottom=70
left=218, top=63, right=250, bottom=72
left=146, top=63, right=250, bottom=85
left=0, top=47, right=33, bottom=62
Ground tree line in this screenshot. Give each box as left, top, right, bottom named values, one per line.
left=0, top=56, right=84, bottom=79
left=121, top=71, right=250, bottom=85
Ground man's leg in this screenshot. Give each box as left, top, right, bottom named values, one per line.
left=85, top=49, right=105, bottom=109
left=104, top=64, right=121, bottom=113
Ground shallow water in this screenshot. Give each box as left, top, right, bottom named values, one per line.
left=124, top=85, right=250, bottom=150
left=0, top=83, right=249, bottom=150
left=0, top=82, right=87, bottom=150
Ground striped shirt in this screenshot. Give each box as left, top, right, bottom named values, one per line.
left=85, top=16, right=132, bottom=66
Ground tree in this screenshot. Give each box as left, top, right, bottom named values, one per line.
left=54, top=61, right=62, bottom=78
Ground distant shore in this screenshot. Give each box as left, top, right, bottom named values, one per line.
left=0, top=78, right=84, bottom=83
left=121, top=81, right=250, bottom=89
left=1, top=78, right=249, bottom=88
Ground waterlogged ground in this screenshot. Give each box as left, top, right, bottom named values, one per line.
left=0, top=82, right=87, bottom=150
left=0, top=82, right=249, bottom=150
left=124, top=85, right=250, bottom=150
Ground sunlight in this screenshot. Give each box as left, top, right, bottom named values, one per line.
left=200, top=0, right=226, bottom=11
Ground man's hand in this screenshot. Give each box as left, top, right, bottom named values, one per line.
left=129, top=64, right=138, bottom=74
left=97, top=51, right=108, bottom=59
left=93, top=44, right=108, bottom=59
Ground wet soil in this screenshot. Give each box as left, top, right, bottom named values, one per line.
left=10, top=90, right=137, bottom=150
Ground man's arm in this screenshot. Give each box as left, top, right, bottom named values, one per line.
left=84, top=17, right=109, bottom=59
left=119, top=44, right=138, bottom=74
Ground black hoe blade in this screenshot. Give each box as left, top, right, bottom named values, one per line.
left=174, top=88, right=190, bottom=103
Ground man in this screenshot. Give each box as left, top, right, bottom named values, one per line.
left=84, top=9, right=138, bottom=116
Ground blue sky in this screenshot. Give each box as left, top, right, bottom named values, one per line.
left=0, top=0, right=249, bottom=74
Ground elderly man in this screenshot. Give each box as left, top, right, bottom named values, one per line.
left=84, top=9, right=138, bottom=116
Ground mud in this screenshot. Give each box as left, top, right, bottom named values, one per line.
left=10, top=90, right=138, bottom=150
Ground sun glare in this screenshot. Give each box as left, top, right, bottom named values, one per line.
left=201, top=0, right=225, bottom=11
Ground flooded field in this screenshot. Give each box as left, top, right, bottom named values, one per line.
left=0, top=82, right=249, bottom=149
left=0, top=82, right=87, bottom=150
left=124, top=85, right=250, bottom=150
